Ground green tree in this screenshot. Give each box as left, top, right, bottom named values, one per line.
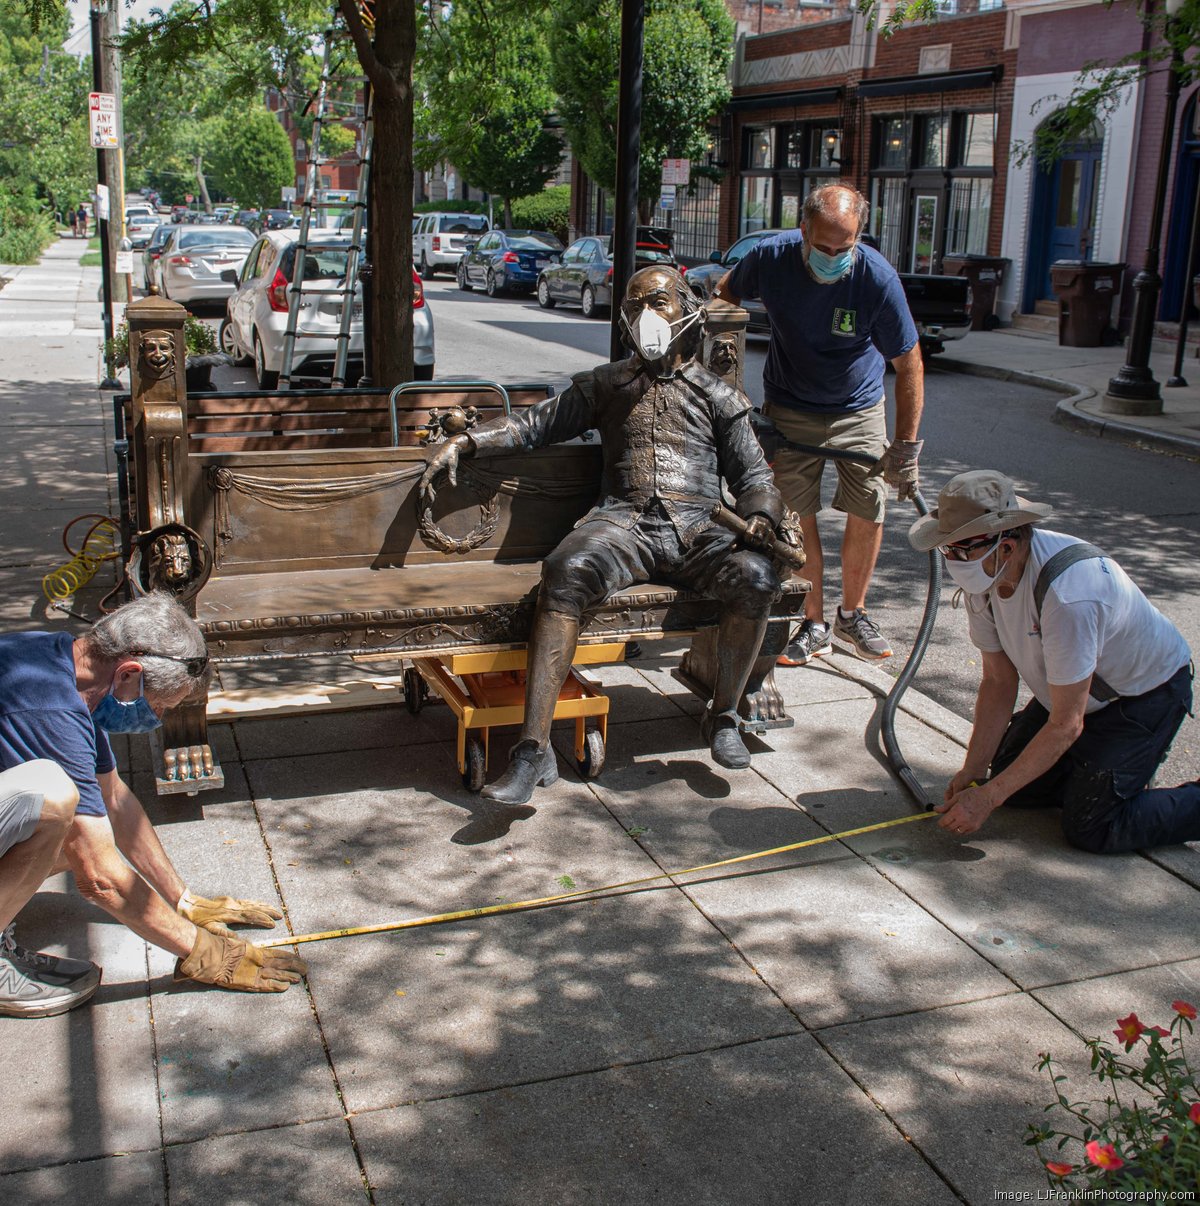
left=207, top=105, right=295, bottom=209
left=417, top=2, right=562, bottom=225
left=549, top=0, right=732, bottom=215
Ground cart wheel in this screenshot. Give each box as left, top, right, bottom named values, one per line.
left=463, top=738, right=486, bottom=792
left=403, top=667, right=425, bottom=715
left=579, top=729, right=606, bottom=779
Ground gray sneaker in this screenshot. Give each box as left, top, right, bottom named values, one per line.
left=0, top=925, right=101, bottom=1018
left=778, top=619, right=833, bottom=667
left=833, top=608, right=893, bottom=660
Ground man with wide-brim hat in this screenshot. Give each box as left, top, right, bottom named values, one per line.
left=909, top=469, right=1197, bottom=852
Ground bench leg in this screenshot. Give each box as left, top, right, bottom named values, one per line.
left=153, top=690, right=225, bottom=795
left=676, top=620, right=793, bottom=732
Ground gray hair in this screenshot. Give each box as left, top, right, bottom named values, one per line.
left=802, top=183, right=869, bottom=234
left=86, top=592, right=209, bottom=695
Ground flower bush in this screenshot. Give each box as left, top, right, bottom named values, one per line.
left=1027, top=1001, right=1200, bottom=1193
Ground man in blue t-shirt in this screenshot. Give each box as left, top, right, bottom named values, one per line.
left=0, top=593, right=306, bottom=1017
left=717, top=183, right=923, bottom=668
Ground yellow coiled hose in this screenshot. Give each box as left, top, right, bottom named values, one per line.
left=42, top=515, right=120, bottom=602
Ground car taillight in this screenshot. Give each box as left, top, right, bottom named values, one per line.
left=678, top=264, right=687, bottom=275
left=502, top=251, right=519, bottom=263
left=432, top=236, right=441, bottom=250
left=169, top=255, right=193, bottom=266
left=606, top=267, right=613, bottom=283
left=150, top=251, right=162, bottom=260
left=412, top=273, right=425, bottom=309
left=268, top=268, right=289, bottom=312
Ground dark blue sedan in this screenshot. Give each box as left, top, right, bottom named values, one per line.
left=456, top=229, right=563, bottom=296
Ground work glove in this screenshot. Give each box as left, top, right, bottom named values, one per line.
left=177, top=889, right=282, bottom=937
left=741, top=514, right=777, bottom=554
left=869, top=439, right=923, bottom=502
left=174, top=926, right=307, bottom=993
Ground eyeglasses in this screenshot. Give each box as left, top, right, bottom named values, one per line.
left=131, top=650, right=210, bottom=677
left=938, top=535, right=998, bottom=562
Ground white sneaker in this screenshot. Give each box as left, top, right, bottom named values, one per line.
left=0, top=925, right=101, bottom=1018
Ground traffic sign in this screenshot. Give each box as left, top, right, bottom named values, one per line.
left=661, top=158, right=690, bottom=187
left=185, top=194, right=194, bottom=203
left=281, top=186, right=297, bottom=203
left=658, top=184, right=676, bottom=211
left=88, top=92, right=118, bottom=149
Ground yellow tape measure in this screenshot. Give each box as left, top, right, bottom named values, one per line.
left=261, top=810, right=936, bottom=949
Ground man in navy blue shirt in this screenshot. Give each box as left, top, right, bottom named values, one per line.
left=0, top=593, right=306, bottom=1017
left=717, top=184, right=924, bottom=667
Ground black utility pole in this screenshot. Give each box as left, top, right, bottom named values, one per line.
left=90, top=1, right=121, bottom=390
left=1104, top=0, right=1183, bottom=412
left=609, top=0, right=644, bottom=363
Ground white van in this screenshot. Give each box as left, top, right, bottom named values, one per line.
left=412, top=211, right=490, bottom=279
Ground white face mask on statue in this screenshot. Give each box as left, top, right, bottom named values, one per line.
left=942, top=536, right=1009, bottom=595
left=622, top=306, right=702, bottom=362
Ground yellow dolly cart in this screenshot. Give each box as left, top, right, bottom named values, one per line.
left=403, top=644, right=625, bottom=791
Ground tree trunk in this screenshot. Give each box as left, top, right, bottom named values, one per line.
left=363, top=0, right=415, bottom=387
left=193, top=156, right=213, bottom=213
left=503, top=198, right=513, bottom=226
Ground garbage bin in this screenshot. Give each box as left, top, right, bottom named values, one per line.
left=1050, top=261, right=1124, bottom=347
left=942, top=254, right=1010, bottom=331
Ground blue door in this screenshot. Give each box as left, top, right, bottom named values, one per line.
left=1162, top=93, right=1200, bottom=323
left=1025, top=127, right=1104, bottom=308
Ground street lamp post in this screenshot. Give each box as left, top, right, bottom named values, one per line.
left=1104, top=0, right=1185, bottom=413
left=90, top=0, right=121, bottom=390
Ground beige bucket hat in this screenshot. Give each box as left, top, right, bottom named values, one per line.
left=908, top=470, right=1053, bottom=552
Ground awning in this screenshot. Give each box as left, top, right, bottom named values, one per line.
left=728, top=86, right=843, bottom=112
left=856, top=65, right=1003, bottom=99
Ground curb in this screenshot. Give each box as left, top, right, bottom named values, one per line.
left=931, top=356, right=1200, bottom=462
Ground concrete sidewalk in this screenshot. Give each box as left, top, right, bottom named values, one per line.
left=936, top=327, right=1200, bottom=460
left=2, top=240, right=1199, bottom=1205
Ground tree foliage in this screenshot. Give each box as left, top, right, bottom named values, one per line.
left=417, top=0, right=562, bottom=223
left=549, top=0, right=733, bottom=208
left=207, top=104, right=295, bottom=208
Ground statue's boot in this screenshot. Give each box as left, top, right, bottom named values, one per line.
left=482, top=608, right=579, bottom=805
left=701, top=612, right=769, bottom=770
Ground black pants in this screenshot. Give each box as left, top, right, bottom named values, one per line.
left=992, top=664, right=1197, bottom=853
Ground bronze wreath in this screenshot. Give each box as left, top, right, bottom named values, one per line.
left=416, top=468, right=500, bottom=555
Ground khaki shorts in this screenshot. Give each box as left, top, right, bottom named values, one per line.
left=0, top=762, right=50, bottom=859
left=763, top=401, right=888, bottom=523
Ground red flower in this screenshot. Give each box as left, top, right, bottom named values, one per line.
left=1149, top=1026, right=1170, bottom=1038
left=1085, top=1141, right=1124, bottom=1170
left=1189, top=1103, right=1200, bottom=1125
left=1113, top=1013, right=1145, bottom=1046
left=1044, top=1161, right=1073, bottom=1177
left=1173, top=1000, right=1198, bottom=1020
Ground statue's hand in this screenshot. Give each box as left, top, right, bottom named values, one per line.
left=741, top=514, right=776, bottom=554
left=419, top=437, right=466, bottom=500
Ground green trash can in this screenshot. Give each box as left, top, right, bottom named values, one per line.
left=1050, top=261, right=1124, bottom=347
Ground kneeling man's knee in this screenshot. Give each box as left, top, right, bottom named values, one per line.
left=25, top=760, right=78, bottom=830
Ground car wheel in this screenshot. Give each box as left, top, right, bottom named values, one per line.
left=219, top=318, right=238, bottom=357
left=485, top=269, right=500, bottom=297
left=581, top=284, right=598, bottom=318
left=537, top=277, right=556, bottom=309
left=420, top=253, right=435, bottom=282
left=457, top=261, right=472, bottom=291
left=253, top=333, right=279, bottom=390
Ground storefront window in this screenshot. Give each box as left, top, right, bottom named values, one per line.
left=744, top=127, right=775, bottom=170
left=959, top=114, right=996, bottom=167
left=740, top=176, right=774, bottom=235
left=945, top=177, right=992, bottom=255
left=812, top=128, right=842, bottom=171
left=879, top=118, right=909, bottom=170
left=784, top=126, right=806, bottom=169
left=918, top=115, right=949, bottom=167
left=870, top=177, right=907, bottom=266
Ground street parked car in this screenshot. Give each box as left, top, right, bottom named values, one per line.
left=413, top=211, right=490, bottom=279
left=157, top=223, right=257, bottom=304
left=536, top=227, right=681, bottom=318
left=141, top=223, right=174, bottom=292
left=456, top=229, right=563, bottom=296
left=220, top=229, right=434, bottom=389
left=265, top=209, right=297, bottom=230
left=234, top=209, right=262, bottom=231
left=125, top=213, right=162, bottom=250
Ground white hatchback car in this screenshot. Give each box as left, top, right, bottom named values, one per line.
left=221, top=229, right=435, bottom=389
left=158, top=224, right=257, bottom=304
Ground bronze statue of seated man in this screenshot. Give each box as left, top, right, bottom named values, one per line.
left=419, top=265, right=784, bottom=805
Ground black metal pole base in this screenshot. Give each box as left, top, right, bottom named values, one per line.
left=99, top=376, right=123, bottom=391
left=1166, top=373, right=1188, bottom=388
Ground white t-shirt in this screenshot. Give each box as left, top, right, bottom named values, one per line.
left=965, top=529, right=1191, bottom=714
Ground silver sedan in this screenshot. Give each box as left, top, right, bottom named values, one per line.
left=158, top=224, right=257, bottom=305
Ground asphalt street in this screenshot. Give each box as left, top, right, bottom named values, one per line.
left=197, top=273, right=1200, bottom=788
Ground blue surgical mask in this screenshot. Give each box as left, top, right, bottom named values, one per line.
left=93, top=674, right=162, bottom=733
left=806, top=244, right=854, bottom=284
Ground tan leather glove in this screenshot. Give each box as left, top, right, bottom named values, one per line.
left=174, top=927, right=307, bottom=993
left=177, top=889, right=282, bottom=936
left=868, top=439, right=923, bottom=502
